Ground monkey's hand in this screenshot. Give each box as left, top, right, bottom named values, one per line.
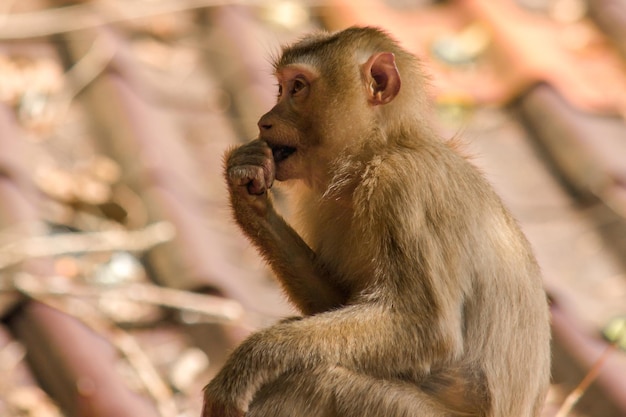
left=225, top=139, right=275, bottom=217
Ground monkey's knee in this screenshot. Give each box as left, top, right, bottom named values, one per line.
left=328, top=366, right=456, bottom=417
left=246, top=370, right=335, bottom=417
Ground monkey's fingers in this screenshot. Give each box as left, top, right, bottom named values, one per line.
left=226, top=141, right=275, bottom=192
left=227, top=165, right=271, bottom=196
left=226, top=140, right=273, bottom=168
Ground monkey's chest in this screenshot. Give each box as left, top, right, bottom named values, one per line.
left=311, top=221, right=375, bottom=288
left=297, top=198, right=376, bottom=287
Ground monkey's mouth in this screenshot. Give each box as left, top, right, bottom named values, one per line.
left=270, top=144, right=297, bottom=164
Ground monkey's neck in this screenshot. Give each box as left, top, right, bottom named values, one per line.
left=320, top=138, right=383, bottom=202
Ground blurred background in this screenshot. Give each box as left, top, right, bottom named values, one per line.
left=0, top=1, right=625, bottom=416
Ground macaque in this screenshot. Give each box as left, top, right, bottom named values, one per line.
left=203, top=27, right=551, bottom=417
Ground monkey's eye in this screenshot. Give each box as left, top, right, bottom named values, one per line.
left=276, top=84, right=283, bottom=99
left=290, top=78, right=307, bottom=96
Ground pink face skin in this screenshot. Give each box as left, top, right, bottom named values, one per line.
left=257, top=64, right=320, bottom=183
left=257, top=53, right=400, bottom=189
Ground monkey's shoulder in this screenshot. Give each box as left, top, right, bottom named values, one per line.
left=355, top=143, right=493, bottom=207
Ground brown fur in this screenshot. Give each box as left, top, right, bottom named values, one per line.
left=203, top=27, right=550, bottom=417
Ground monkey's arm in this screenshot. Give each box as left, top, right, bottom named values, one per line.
left=225, top=140, right=347, bottom=315
left=253, top=207, right=348, bottom=314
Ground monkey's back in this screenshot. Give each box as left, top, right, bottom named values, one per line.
left=403, top=141, right=550, bottom=417
left=294, top=139, right=551, bottom=417
left=441, top=143, right=551, bottom=417
left=398, top=141, right=550, bottom=417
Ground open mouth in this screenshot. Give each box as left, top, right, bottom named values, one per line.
left=270, top=144, right=296, bottom=164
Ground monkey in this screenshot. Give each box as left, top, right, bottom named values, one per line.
left=203, top=26, right=551, bottom=417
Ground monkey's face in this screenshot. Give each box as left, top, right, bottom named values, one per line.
left=257, top=64, right=325, bottom=184
left=257, top=63, right=371, bottom=187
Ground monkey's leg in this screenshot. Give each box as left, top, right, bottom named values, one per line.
left=247, top=366, right=454, bottom=417
left=203, top=304, right=462, bottom=417
left=246, top=369, right=335, bottom=417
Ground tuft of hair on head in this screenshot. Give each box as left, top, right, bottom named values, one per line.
left=273, top=26, right=436, bottom=142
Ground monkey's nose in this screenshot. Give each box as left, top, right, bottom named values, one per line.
left=258, top=114, right=273, bottom=131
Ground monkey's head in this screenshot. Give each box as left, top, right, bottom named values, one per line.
left=258, top=27, right=432, bottom=189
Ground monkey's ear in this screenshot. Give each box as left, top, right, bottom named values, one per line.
left=362, top=52, right=401, bottom=105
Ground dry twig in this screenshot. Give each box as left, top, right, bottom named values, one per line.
left=16, top=284, right=180, bottom=417
left=554, top=342, right=617, bottom=417
left=0, top=0, right=322, bottom=40
left=0, top=221, right=175, bottom=270
left=13, top=273, right=244, bottom=324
